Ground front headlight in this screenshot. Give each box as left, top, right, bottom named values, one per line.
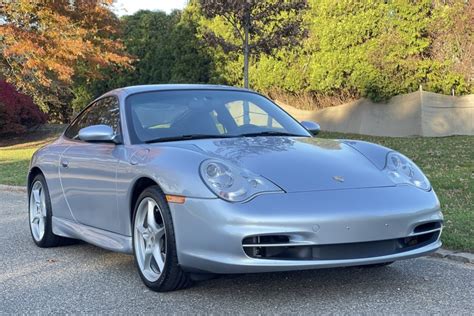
left=200, top=159, right=282, bottom=202
left=384, top=152, right=430, bottom=191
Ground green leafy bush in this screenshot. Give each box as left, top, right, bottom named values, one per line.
left=196, top=0, right=473, bottom=107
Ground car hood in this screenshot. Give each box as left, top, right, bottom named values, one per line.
left=182, top=136, right=394, bottom=192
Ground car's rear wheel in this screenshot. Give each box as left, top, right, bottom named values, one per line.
left=132, top=186, right=192, bottom=292
left=29, top=174, right=64, bottom=247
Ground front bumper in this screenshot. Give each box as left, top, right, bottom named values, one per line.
left=170, top=185, right=443, bottom=274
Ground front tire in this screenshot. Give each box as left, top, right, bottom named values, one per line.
left=132, top=186, right=192, bottom=292
left=28, top=174, right=64, bottom=247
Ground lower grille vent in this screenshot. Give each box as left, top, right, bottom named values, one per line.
left=414, top=221, right=442, bottom=234
left=243, top=231, right=440, bottom=260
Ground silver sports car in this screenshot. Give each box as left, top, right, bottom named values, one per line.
left=28, top=84, right=443, bottom=291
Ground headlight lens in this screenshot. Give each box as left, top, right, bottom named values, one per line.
left=384, top=152, right=430, bottom=190
left=200, top=159, right=282, bottom=202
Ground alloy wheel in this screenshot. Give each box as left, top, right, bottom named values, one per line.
left=134, top=197, right=167, bottom=282
left=29, top=180, right=46, bottom=241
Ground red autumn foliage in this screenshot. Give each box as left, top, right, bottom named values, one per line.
left=0, top=80, right=47, bottom=135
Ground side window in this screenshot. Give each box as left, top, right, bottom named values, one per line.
left=64, top=96, right=120, bottom=140
left=225, top=101, right=283, bottom=129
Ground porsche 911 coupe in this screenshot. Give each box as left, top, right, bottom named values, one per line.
left=28, top=84, right=443, bottom=291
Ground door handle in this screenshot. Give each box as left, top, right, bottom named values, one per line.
left=61, top=159, right=69, bottom=168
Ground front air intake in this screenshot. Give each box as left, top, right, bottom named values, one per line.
left=242, top=231, right=440, bottom=260
left=413, top=221, right=442, bottom=234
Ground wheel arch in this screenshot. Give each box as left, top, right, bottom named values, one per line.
left=129, top=177, right=161, bottom=223
left=27, top=166, right=44, bottom=193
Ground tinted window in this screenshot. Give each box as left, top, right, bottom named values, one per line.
left=65, top=97, right=121, bottom=140
left=125, top=90, right=309, bottom=144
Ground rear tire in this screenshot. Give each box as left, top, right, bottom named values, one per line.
left=28, top=173, right=65, bottom=247
left=132, top=185, right=192, bottom=292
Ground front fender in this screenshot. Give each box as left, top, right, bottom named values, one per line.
left=117, top=145, right=217, bottom=236
left=27, top=139, right=73, bottom=221
left=137, top=145, right=216, bottom=198
left=342, top=140, right=392, bottom=170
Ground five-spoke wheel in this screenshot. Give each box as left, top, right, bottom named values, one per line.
left=134, top=197, right=167, bottom=282
left=28, top=173, right=64, bottom=247
left=132, top=186, right=191, bottom=291
left=29, top=180, right=47, bottom=242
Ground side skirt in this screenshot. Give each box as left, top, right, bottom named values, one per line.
left=52, top=216, right=133, bottom=254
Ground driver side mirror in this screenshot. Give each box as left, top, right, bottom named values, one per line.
left=301, top=121, right=320, bottom=136
left=78, top=125, right=119, bottom=143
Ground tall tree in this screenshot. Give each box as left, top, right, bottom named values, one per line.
left=72, top=8, right=213, bottom=113
left=118, top=9, right=212, bottom=86
left=427, top=0, right=473, bottom=95
left=0, top=0, right=132, bottom=121
left=198, top=0, right=308, bottom=88
left=249, top=0, right=473, bottom=105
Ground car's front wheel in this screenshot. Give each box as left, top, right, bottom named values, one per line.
left=28, top=174, right=65, bottom=247
left=132, top=186, right=192, bottom=292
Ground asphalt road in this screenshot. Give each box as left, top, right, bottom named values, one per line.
left=1, top=189, right=473, bottom=314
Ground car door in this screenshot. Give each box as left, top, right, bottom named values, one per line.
left=59, top=96, right=123, bottom=233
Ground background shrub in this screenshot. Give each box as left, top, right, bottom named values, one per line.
left=0, top=81, right=47, bottom=135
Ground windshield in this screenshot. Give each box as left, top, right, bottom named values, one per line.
left=125, top=89, right=311, bottom=144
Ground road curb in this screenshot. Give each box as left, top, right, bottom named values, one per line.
left=0, top=184, right=26, bottom=193
left=0, top=184, right=472, bottom=263
left=430, top=249, right=474, bottom=263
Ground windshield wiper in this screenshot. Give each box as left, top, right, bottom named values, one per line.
left=145, top=131, right=304, bottom=143
left=238, top=131, right=304, bottom=137
left=144, top=134, right=236, bottom=144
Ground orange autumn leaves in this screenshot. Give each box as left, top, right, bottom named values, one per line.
left=0, top=0, right=132, bottom=112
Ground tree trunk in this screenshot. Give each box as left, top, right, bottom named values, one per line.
left=243, top=7, right=250, bottom=89
left=243, top=4, right=250, bottom=124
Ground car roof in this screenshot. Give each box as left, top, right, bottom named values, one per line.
left=109, top=84, right=252, bottom=97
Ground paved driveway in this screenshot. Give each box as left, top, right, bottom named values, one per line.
left=1, top=189, right=473, bottom=314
